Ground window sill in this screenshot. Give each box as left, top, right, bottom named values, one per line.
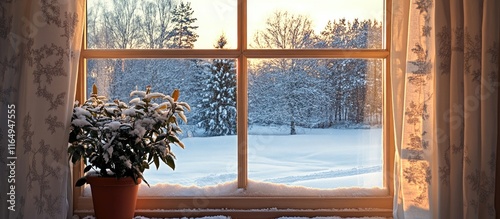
left=74, top=196, right=393, bottom=218
left=75, top=208, right=392, bottom=219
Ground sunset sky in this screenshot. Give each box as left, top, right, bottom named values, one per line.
left=190, top=0, right=384, bottom=48
left=88, top=0, right=384, bottom=49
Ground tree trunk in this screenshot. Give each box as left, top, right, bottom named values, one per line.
left=290, top=121, right=296, bottom=135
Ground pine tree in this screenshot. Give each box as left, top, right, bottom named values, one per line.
left=169, top=1, right=199, bottom=49
left=197, top=35, right=237, bottom=136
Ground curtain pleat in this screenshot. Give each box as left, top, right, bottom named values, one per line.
left=447, top=0, right=465, bottom=217
left=393, top=0, right=499, bottom=218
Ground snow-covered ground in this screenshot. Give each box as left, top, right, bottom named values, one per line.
left=84, top=126, right=384, bottom=196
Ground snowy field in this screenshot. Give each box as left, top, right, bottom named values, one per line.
left=84, top=126, right=384, bottom=196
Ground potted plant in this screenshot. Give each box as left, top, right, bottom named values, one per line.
left=68, top=84, right=190, bottom=219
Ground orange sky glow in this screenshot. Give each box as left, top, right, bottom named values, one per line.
left=191, top=0, right=384, bottom=48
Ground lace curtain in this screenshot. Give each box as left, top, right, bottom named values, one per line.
left=0, top=1, right=84, bottom=218
left=392, top=0, right=499, bottom=218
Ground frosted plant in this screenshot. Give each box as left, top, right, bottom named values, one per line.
left=68, top=84, right=190, bottom=186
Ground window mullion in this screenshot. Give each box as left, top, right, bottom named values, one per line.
left=81, top=49, right=389, bottom=59
left=237, top=55, right=248, bottom=189
left=237, top=0, right=248, bottom=189
left=385, top=0, right=394, bottom=197
left=81, top=49, right=242, bottom=59
left=243, top=49, right=390, bottom=59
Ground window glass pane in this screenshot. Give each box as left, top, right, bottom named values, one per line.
left=248, top=58, right=384, bottom=189
left=86, top=58, right=237, bottom=187
left=87, top=0, right=237, bottom=49
left=248, top=0, right=384, bottom=49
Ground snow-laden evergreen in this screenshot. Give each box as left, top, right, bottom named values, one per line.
left=169, top=1, right=199, bottom=49
left=196, top=35, right=237, bottom=136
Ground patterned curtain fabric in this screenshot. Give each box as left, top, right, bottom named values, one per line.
left=0, top=1, right=84, bottom=218
left=392, top=0, right=499, bottom=218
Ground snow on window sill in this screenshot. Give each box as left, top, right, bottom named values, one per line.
left=83, top=179, right=387, bottom=197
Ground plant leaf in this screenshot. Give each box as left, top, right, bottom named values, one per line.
left=75, top=177, right=87, bottom=187
left=169, top=116, right=178, bottom=125
left=175, top=141, right=185, bottom=149
left=156, top=134, right=166, bottom=141
left=68, top=131, right=78, bottom=143
left=83, top=165, right=92, bottom=173
left=178, top=102, right=191, bottom=111
left=142, top=177, right=150, bottom=187
left=142, top=160, right=150, bottom=169
left=172, top=89, right=180, bottom=101
left=166, top=155, right=175, bottom=170
left=147, top=153, right=153, bottom=162
left=71, top=151, right=81, bottom=164
left=167, top=135, right=180, bottom=144
left=178, top=111, right=187, bottom=123
left=153, top=155, right=160, bottom=170
left=92, top=84, right=98, bottom=96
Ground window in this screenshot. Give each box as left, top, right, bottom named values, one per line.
left=74, top=0, right=394, bottom=217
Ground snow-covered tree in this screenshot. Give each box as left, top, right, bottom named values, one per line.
left=86, top=0, right=202, bottom=105
left=197, top=35, right=237, bottom=136
left=169, top=1, right=199, bottom=49
left=252, top=10, right=315, bottom=49
left=249, top=59, right=328, bottom=132
left=139, top=0, right=176, bottom=48
left=103, top=0, right=142, bottom=49
left=316, top=19, right=382, bottom=125
left=249, top=11, right=325, bottom=134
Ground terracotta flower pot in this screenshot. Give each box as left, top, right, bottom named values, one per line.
left=87, top=176, right=141, bottom=219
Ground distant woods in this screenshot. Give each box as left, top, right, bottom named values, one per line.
left=87, top=0, right=198, bottom=49
left=249, top=11, right=383, bottom=131
left=87, top=1, right=383, bottom=136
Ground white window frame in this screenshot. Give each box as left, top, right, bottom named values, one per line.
left=73, top=0, right=394, bottom=217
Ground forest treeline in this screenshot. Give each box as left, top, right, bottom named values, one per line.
left=87, top=0, right=383, bottom=136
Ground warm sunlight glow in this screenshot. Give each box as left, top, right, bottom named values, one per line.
left=192, top=0, right=384, bottom=48
left=87, top=0, right=383, bottom=49
left=247, top=0, right=383, bottom=36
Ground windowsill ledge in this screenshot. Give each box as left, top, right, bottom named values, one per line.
left=75, top=208, right=392, bottom=219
